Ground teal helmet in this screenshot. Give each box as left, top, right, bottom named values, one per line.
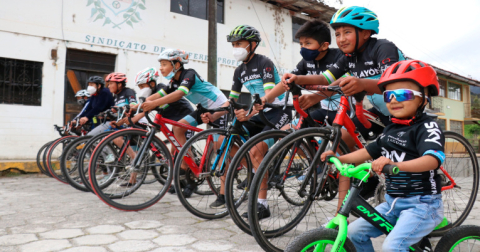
left=330, top=6, right=379, bottom=34
left=227, top=25, right=261, bottom=42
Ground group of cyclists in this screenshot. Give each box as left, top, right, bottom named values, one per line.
left=54, top=5, right=479, bottom=252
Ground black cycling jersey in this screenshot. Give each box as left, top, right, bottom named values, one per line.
left=291, top=48, right=343, bottom=76
left=114, top=87, right=137, bottom=107
left=154, top=83, right=194, bottom=121
left=230, top=54, right=284, bottom=105
left=322, top=38, right=405, bottom=116
left=366, top=114, right=446, bottom=197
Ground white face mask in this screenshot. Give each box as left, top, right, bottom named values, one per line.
left=137, top=87, right=152, bottom=98
left=87, top=86, right=97, bottom=95
left=233, top=44, right=250, bottom=62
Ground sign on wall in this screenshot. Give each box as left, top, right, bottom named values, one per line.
left=88, top=0, right=147, bottom=29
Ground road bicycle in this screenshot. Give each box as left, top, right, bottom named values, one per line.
left=285, top=156, right=480, bottom=252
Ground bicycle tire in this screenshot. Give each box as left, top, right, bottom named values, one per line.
left=77, top=131, right=115, bottom=192
left=174, top=128, right=243, bottom=219
left=225, top=129, right=289, bottom=235
left=284, top=227, right=356, bottom=252
left=434, top=225, right=480, bottom=252
left=37, top=141, right=54, bottom=176
left=248, top=127, right=350, bottom=252
left=89, top=128, right=173, bottom=211
left=46, top=136, right=78, bottom=183
left=60, top=136, right=94, bottom=192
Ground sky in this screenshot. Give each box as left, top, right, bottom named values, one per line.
left=323, top=0, right=480, bottom=81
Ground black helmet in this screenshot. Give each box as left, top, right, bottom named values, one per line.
left=86, top=76, right=105, bottom=87
left=227, top=25, right=261, bottom=42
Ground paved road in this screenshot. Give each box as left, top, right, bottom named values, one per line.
left=0, top=174, right=478, bottom=252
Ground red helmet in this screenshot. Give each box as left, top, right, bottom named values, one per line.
left=378, top=60, right=439, bottom=97
left=105, top=72, right=128, bottom=83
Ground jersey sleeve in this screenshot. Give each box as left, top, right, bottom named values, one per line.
left=261, top=58, right=279, bottom=90
left=365, top=134, right=383, bottom=160
left=416, top=120, right=446, bottom=166
left=177, top=71, right=196, bottom=96
left=291, top=60, right=306, bottom=75
left=125, top=89, right=138, bottom=105
left=229, top=68, right=243, bottom=99
left=322, top=55, right=349, bottom=84
left=374, top=42, right=402, bottom=74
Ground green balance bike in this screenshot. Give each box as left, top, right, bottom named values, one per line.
left=285, top=156, right=480, bottom=252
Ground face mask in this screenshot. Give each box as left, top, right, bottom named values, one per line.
left=300, top=47, right=321, bottom=61
left=164, top=71, right=175, bottom=80
left=77, top=99, right=85, bottom=106
left=87, top=86, right=97, bottom=95
left=137, top=88, right=152, bottom=98
left=233, top=44, right=250, bottom=62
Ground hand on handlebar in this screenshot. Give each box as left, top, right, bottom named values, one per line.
left=321, top=150, right=335, bottom=162
left=281, top=73, right=297, bottom=90
left=339, top=76, right=365, bottom=96
left=200, top=113, right=213, bottom=124
left=141, top=100, right=158, bottom=112
left=79, top=117, right=89, bottom=125
left=254, top=97, right=267, bottom=111
left=299, top=93, right=322, bottom=110
left=371, top=156, right=395, bottom=175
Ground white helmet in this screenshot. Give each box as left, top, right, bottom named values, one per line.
left=75, top=89, right=91, bottom=97
left=135, top=67, right=158, bottom=86
left=157, top=49, right=189, bottom=65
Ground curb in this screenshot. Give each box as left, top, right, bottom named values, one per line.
left=0, top=161, right=40, bottom=173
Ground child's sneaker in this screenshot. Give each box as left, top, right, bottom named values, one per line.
left=209, top=194, right=226, bottom=209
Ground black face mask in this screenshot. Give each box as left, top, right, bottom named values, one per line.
left=300, top=43, right=326, bottom=61
left=77, top=99, right=85, bottom=106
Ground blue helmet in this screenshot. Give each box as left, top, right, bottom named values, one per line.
left=330, top=6, right=379, bottom=34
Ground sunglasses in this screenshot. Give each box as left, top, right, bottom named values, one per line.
left=383, top=89, right=423, bottom=103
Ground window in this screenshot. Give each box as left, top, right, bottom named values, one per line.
left=448, top=82, right=462, bottom=101
left=292, top=16, right=307, bottom=43
left=170, top=0, right=224, bottom=23
left=450, top=120, right=463, bottom=135
left=438, top=79, right=446, bottom=97
left=0, top=57, right=43, bottom=106
left=435, top=118, right=446, bottom=132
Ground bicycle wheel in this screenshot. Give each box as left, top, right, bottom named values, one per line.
left=284, top=227, right=356, bottom=252
left=434, top=225, right=480, bottom=252
left=174, top=128, right=243, bottom=219
left=248, top=127, right=349, bottom=252
left=60, top=136, right=94, bottom=192
left=225, top=130, right=288, bottom=235
left=46, top=136, right=78, bottom=183
left=77, top=131, right=116, bottom=192
left=37, top=141, right=54, bottom=176
left=89, top=128, right=173, bottom=211
left=430, top=131, right=479, bottom=236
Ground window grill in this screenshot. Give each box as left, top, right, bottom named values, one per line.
left=0, top=57, right=43, bottom=106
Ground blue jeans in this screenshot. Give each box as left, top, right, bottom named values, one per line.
left=348, top=194, right=443, bottom=252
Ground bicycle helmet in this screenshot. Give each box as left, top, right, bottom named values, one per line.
left=330, top=6, right=379, bottom=34
left=378, top=60, right=439, bottom=97
left=157, top=49, right=189, bottom=65
left=86, top=76, right=105, bottom=86
left=135, top=67, right=158, bottom=86
left=227, top=25, right=262, bottom=42
left=75, top=89, right=91, bottom=97
left=105, top=72, right=128, bottom=83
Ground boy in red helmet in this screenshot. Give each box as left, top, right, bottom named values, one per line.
left=321, top=60, right=445, bottom=251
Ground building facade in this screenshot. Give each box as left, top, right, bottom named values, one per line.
left=0, top=0, right=336, bottom=160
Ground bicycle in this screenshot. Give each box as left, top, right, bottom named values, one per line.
left=285, top=156, right=480, bottom=252
left=36, top=125, right=68, bottom=177
left=248, top=83, right=478, bottom=251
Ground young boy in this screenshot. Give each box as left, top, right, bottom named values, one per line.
left=261, top=6, right=405, bottom=213
left=142, top=49, right=229, bottom=197
left=321, top=60, right=445, bottom=251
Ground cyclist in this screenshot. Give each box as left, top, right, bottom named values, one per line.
left=75, top=89, right=90, bottom=107
left=202, top=25, right=292, bottom=218
left=114, top=67, right=195, bottom=187
left=72, top=76, right=114, bottom=131
left=142, top=49, right=229, bottom=198
left=321, top=60, right=445, bottom=252
left=261, top=6, right=406, bottom=213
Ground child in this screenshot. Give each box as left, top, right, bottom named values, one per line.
left=321, top=60, right=445, bottom=251
left=141, top=49, right=229, bottom=198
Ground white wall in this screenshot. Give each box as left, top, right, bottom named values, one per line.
left=0, top=0, right=335, bottom=159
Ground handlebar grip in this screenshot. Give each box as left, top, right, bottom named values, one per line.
left=352, top=91, right=367, bottom=103
left=382, top=164, right=399, bottom=175
left=253, top=94, right=262, bottom=105
left=138, top=97, right=146, bottom=103
left=326, top=155, right=336, bottom=164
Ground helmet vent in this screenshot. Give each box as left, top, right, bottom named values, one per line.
left=352, top=16, right=363, bottom=20
left=341, top=10, right=352, bottom=18
left=366, top=17, right=375, bottom=21
left=392, top=64, right=401, bottom=74
left=405, top=66, right=415, bottom=73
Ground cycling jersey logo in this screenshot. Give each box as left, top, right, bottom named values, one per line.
left=382, top=58, right=391, bottom=64
left=241, top=71, right=246, bottom=76
left=88, top=0, right=147, bottom=29
left=265, top=67, right=272, bottom=72
left=306, top=63, right=315, bottom=68
left=263, top=69, right=273, bottom=80
left=252, top=68, right=257, bottom=72
left=381, top=147, right=406, bottom=162
left=365, top=61, right=374, bottom=66
left=424, top=122, right=442, bottom=146
left=181, top=80, right=188, bottom=85
left=397, top=131, right=406, bottom=138
left=349, top=62, right=355, bottom=69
